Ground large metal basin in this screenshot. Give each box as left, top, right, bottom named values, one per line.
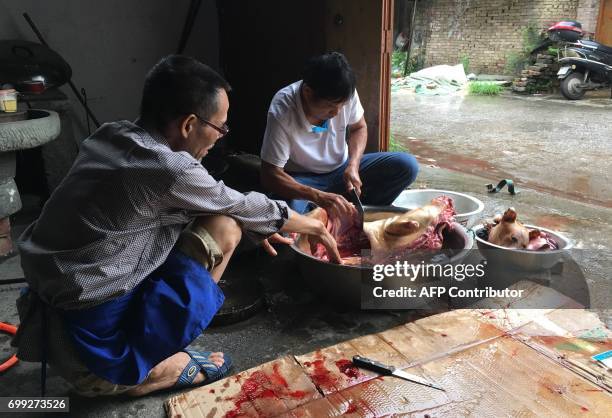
left=392, top=189, right=484, bottom=228
left=290, top=205, right=474, bottom=308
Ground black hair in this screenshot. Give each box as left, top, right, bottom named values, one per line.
left=302, top=51, right=356, bottom=102
left=140, top=55, right=231, bottom=130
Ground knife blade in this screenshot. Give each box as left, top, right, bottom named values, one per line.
left=347, top=187, right=364, bottom=228
left=352, top=355, right=445, bottom=391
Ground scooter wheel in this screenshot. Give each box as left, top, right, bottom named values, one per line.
left=561, top=72, right=586, bottom=100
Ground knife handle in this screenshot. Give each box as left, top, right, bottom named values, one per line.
left=352, top=355, right=395, bottom=375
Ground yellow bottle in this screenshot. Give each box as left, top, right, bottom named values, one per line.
left=0, top=89, right=18, bottom=113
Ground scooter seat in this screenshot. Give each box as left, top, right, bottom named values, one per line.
left=581, top=40, right=612, bottom=56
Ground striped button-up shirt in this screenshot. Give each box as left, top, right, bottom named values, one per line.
left=18, top=121, right=288, bottom=310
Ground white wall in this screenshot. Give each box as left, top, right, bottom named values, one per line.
left=0, top=0, right=219, bottom=140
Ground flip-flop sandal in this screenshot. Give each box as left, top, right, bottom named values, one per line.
left=486, top=179, right=518, bottom=195
left=175, top=350, right=232, bottom=388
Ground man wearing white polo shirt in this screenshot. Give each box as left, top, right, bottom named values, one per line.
left=260, top=52, right=419, bottom=218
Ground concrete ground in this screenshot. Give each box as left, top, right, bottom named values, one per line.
left=391, top=90, right=612, bottom=207
left=0, top=90, right=610, bottom=416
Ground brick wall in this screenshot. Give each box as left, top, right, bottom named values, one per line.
left=408, top=0, right=596, bottom=74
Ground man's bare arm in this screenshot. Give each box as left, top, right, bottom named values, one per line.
left=260, top=161, right=319, bottom=201
left=344, top=116, right=367, bottom=194
left=346, top=116, right=367, bottom=167
left=260, top=161, right=354, bottom=217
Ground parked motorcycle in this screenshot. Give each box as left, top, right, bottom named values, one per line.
left=547, top=21, right=612, bottom=100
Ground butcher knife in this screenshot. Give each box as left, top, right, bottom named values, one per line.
left=352, top=355, right=445, bottom=391
left=347, top=187, right=364, bottom=228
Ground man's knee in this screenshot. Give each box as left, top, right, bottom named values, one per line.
left=195, top=215, right=242, bottom=253
left=389, top=152, right=419, bottom=185
left=216, top=216, right=242, bottom=252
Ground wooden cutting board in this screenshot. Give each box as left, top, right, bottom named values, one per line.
left=166, top=282, right=611, bottom=417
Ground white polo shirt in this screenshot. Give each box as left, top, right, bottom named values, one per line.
left=261, top=80, right=364, bottom=174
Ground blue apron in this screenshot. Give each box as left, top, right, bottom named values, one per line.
left=62, top=249, right=224, bottom=385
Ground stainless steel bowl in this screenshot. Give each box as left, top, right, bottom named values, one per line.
left=290, top=205, right=474, bottom=308
left=392, top=189, right=484, bottom=228
left=473, top=224, right=573, bottom=272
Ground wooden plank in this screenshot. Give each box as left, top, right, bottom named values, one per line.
left=167, top=284, right=611, bottom=417
left=295, top=333, right=406, bottom=395
left=165, top=356, right=321, bottom=417
left=165, top=368, right=260, bottom=418
left=518, top=309, right=612, bottom=391
left=377, top=310, right=504, bottom=365
left=290, top=334, right=611, bottom=416
left=276, top=394, right=346, bottom=417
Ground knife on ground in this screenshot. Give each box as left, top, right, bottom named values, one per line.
left=352, top=355, right=445, bottom=391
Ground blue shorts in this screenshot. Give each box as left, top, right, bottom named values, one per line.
left=62, top=250, right=224, bottom=385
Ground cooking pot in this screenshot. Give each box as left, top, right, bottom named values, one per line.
left=0, top=40, right=72, bottom=88
left=290, top=205, right=474, bottom=308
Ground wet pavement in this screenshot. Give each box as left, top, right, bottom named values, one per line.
left=391, top=91, right=612, bottom=207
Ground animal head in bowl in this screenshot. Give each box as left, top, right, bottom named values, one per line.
left=363, top=196, right=455, bottom=257
left=485, top=208, right=559, bottom=251
left=301, top=196, right=457, bottom=263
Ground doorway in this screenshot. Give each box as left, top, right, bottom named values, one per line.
left=596, top=0, right=612, bottom=45
left=216, top=0, right=393, bottom=155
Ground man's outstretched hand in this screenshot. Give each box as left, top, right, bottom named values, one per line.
left=280, top=209, right=342, bottom=264
left=315, top=190, right=355, bottom=220
left=307, top=227, right=342, bottom=264
left=261, top=233, right=294, bottom=256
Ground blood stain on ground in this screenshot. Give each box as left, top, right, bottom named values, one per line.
left=224, top=364, right=310, bottom=417
left=335, top=359, right=363, bottom=380
left=345, top=402, right=358, bottom=413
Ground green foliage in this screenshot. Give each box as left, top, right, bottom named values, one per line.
left=391, top=50, right=425, bottom=77
left=392, top=51, right=407, bottom=77
left=547, top=47, right=559, bottom=56
left=460, top=55, right=470, bottom=74
left=504, top=22, right=546, bottom=75
left=389, top=134, right=407, bottom=152
left=504, top=52, right=526, bottom=75
left=522, top=22, right=543, bottom=53
left=468, top=81, right=503, bottom=96
left=526, top=79, right=553, bottom=94
left=403, top=55, right=425, bottom=76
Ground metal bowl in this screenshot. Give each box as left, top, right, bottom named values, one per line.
left=473, top=224, right=573, bottom=272
left=290, top=205, right=474, bottom=308
left=392, top=189, right=484, bottom=228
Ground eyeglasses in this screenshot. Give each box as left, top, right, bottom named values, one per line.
left=194, top=114, right=229, bottom=137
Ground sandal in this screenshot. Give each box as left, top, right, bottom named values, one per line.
left=175, top=350, right=232, bottom=388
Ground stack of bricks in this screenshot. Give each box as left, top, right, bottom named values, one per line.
left=512, top=53, right=560, bottom=93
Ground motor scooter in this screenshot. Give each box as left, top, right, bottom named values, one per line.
left=547, top=21, right=612, bottom=100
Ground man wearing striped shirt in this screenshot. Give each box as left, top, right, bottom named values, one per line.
left=13, top=55, right=340, bottom=396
